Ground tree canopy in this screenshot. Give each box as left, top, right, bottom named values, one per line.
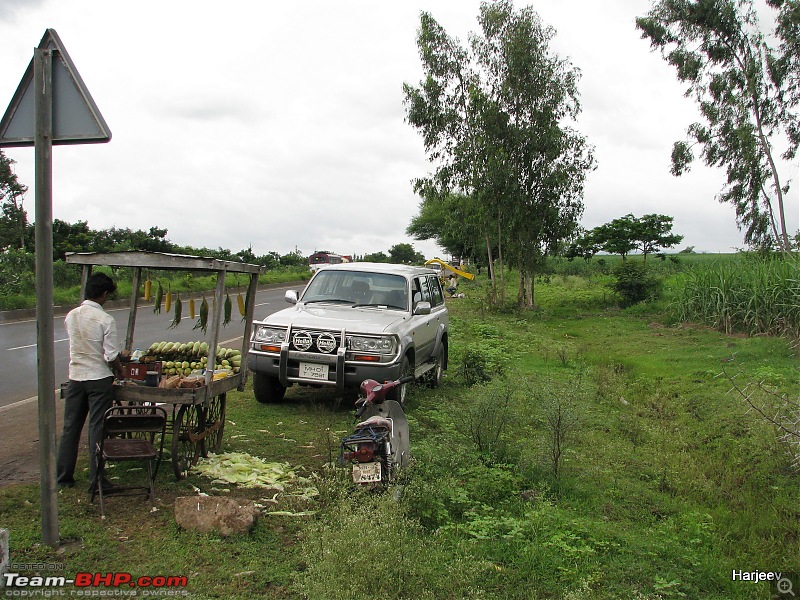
left=636, top=0, right=799, bottom=252
left=404, top=0, right=595, bottom=307
left=388, top=243, right=426, bottom=265
left=567, top=214, right=684, bottom=261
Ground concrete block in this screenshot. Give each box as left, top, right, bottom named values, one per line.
left=0, top=529, right=9, bottom=588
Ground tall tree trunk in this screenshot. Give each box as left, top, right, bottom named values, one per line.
left=485, top=233, right=496, bottom=303
left=752, top=91, right=791, bottom=252
left=497, top=211, right=505, bottom=305
left=517, top=265, right=525, bottom=306
left=525, top=268, right=534, bottom=309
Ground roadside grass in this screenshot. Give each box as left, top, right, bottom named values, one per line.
left=2, top=270, right=799, bottom=598
left=0, top=266, right=311, bottom=311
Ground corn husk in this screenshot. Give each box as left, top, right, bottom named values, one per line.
left=191, top=452, right=302, bottom=489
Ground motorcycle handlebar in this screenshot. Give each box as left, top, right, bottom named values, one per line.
left=355, top=374, right=414, bottom=411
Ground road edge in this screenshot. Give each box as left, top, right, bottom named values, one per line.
left=0, top=281, right=306, bottom=325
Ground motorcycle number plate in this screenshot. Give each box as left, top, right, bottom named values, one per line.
left=300, top=362, right=328, bottom=381
left=352, top=461, right=382, bottom=483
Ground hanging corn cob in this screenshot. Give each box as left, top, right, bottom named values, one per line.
left=168, top=293, right=182, bottom=329
left=223, top=293, right=232, bottom=326
left=237, top=289, right=246, bottom=317
left=153, top=281, right=164, bottom=314
left=193, top=296, right=209, bottom=333
left=189, top=297, right=196, bottom=320
left=241, top=289, right=250, bottom=322
left=164, top=285, right=173, bottom=313
left=143, top=278, right=152, bottom=302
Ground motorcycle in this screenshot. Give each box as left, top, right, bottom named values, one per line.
left=339, top=376, right=413, bottom=486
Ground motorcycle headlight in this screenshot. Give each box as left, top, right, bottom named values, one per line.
left=253, top=326, right=286, bottom=344
left=349, top=336, right=395, bottom=353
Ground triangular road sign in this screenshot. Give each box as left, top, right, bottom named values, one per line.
left=0, top=29, right=111, bottom=147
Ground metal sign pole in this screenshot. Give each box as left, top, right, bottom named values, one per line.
left=2, top=29, right=111, bottom=547
left=34, top=46, right=59, bottom=547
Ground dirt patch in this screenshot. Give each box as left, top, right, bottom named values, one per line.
left=0, top=396, right=88, bottom=488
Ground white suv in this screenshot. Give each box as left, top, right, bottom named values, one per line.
left=247, top=263, right=449, bottom=404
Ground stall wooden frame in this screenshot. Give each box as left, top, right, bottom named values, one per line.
left=65, top=251, right=264, bottom=478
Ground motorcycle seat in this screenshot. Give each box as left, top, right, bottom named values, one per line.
left=356, top=416, right=392, bottom=430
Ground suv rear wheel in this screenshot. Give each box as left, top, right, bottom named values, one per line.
left=254, top=372, right=286, bottom=403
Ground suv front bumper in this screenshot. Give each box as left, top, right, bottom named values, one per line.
left=247, top=345, right=403, bottom=390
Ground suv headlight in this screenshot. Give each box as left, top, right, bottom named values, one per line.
left=253, top=326, right=286, bottom=344
left=348, top=336, right=395, bottom=353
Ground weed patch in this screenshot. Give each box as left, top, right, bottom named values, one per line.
left=2, top=270, right=799, bottom=598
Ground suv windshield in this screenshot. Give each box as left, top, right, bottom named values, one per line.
left=302, top=270, right=408, bottom=310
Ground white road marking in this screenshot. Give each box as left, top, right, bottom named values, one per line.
left=0, top=390, right=62, bottom=414
left=7, top=338, right=69, bottom=351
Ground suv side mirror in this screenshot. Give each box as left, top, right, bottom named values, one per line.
left=285, top=290, right=298, bottom=304
left=413, top=301, right=431, bottom=315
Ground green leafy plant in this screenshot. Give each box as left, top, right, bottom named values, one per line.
left=612, top=261, right=663, bottom=307
left=459, top=346, right=507, bottom=385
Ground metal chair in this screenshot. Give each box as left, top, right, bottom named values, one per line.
left=93, top=405, right=167, bottom=517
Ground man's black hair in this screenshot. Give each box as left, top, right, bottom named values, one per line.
left=84, top=273, right=117, bottom=301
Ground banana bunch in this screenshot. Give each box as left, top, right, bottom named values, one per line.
left=144, top=341, right=242, bottom=376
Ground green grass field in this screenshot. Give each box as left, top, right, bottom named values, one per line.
left=1, top=262, right=798, bottom=599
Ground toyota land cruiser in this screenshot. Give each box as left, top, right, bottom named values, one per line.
left=247, top=263, right=449, bottom=404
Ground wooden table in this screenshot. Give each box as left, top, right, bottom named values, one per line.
left=113, top=373, right=242, bottom=479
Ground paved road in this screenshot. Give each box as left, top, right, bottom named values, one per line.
left=0, top=284, right=297, bottom=409
left=0, top=283, right=300, bottom=487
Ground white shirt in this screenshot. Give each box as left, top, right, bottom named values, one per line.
left=65, top=300, right=120, bottom=381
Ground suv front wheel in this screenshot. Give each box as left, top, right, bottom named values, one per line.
left=387, top=355, right=412, bottom=405
left=427, top=344, right=444, bottom=388
left=253, top=372, right=287, bottom=404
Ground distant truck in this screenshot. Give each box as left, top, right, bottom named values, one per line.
left=308, top=251, right=350, bottom=272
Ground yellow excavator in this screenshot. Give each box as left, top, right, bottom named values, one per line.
left=424, top=258, right=475, bottom=281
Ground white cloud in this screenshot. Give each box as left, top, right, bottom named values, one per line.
left=1, top=0, right=796, bottom=261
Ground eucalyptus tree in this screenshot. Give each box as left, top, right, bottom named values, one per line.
left=473, top=1, right=594, bottom=307
left=0, top=150, right=28, bottom=250
left=403, top=12, right=492, bottom=284
left=404, top=0, right=595, bottom=307
left=637, top=0, right=798, bottom=252
left=767, top=0, right=799, bottom=148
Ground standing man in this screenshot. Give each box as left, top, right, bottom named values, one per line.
left=57, top=272, right=124, bottom=492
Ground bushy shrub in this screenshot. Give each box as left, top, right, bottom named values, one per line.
left=53, top=260, right=82, bottom=287
left=0, top=247, right=34, bottom=295
left=611, top=261, right=662, bottom=307
left=459, top=346, right=507, bottom=385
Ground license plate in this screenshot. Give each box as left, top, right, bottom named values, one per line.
left=352, top=461, right=382, bottom=483
left=299, top=362, right=329, bottom=381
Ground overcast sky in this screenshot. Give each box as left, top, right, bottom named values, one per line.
left=0, top=0, right=797, bottom=260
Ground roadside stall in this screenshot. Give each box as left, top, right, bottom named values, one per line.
left=64, top=251, right=264, bottom=479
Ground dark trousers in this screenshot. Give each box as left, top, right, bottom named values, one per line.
left=56, top=377, right=114, bottom=486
